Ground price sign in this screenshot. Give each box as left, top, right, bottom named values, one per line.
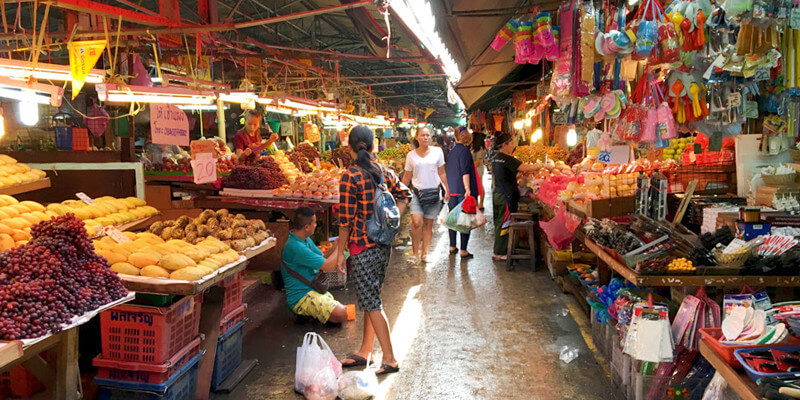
left=76, top=192, right=94, bottom=205
left=744, top=100, right=759, bottom=119
left=727, top=92, right=742, bottom=108
left=791, top=8, right=800, bottom=30
left=552, top=111, right=567, bottom=125
left=709, top=132, right=723, bottom=152
left=191, top=153, right=217, bottom=184
left=190, top=139, right=216, bottom=157
left=103, top=226, right=130, bottom=243
left=753, top=68, right=770, bottom=82
left=597, top=150, right=611, bottom=163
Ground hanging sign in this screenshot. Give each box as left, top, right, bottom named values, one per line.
left=150, top=103, right=190, bottom=146
left=552, top=111, right=567, bottom=125
left=68, top=40, right=106, bottom=99
left=191, top=153, right=217, bottom=184
left=608, top=145, right=631, bottom=164
left=424, top=108, right=435, bottom=120
left=597, top=150, right=611, bottom=163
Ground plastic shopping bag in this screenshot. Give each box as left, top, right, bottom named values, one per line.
left=295, top=332, right=342, bottom=398
left=337, top=362, right=379, bottom=400
left=539, top=213, right=575, bottom=250
left=443, top=201, right=471, bottom=233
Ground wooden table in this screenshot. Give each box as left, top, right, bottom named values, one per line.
left=197, top=196, right=336, bottom=238
left=699, top=339, right=760, bottom=400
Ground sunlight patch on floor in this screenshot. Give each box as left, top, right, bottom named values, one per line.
left=375, top=284, right=423, bottom=397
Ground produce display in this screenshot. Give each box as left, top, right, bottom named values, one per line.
left=376, top=143, right=411, bottom=173
left=273, top=151, right=302, bottom=183
left=94, top=233, right=241, bottom=280
left=513, top=143, right=568, bottom=163
left=293, top=143, right=321, bottom=163
left=222, top=165, right=288, bottom=190
left=46, top=197, right=159, bottom=233
left=0, top=155, right=47, bottom=188
left=328, top=147, right=354, bottom=168
left=274, top=169, right=343, bottom=201
left=148, top=209, right=272, bottom=251
left=0, top=214, right=127, bottom=339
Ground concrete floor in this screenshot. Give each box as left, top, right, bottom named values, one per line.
left=213, top=193, right=616, bottom=400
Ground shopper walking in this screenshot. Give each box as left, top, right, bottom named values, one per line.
left=337, top=125, right=410, bottom=375
left=446, top=127, right=481, bottom=258
left=402, top=126, right=449, bottom=264
left=472, top=131, right=487, bottom=210
left=491, top=132, right=537, bottom=261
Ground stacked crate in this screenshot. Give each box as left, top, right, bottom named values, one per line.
left=93, top=294, right=204, bottom=400
left=212, top=272, right=247, bottom=390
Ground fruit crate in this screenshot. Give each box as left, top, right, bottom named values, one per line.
left=100, top=294, right=202, bottom=364
left=221, top=271, right=243, bottom=317
left=211, top=320, right=245, bottom=390
left=219, top=303, right=246, bottom=335
left=0, top=364, right=44, bottom=398
left=95, top=351, right=204, bottom=400
left=93, top=336, right=203, bottom=384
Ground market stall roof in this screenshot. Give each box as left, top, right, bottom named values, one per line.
left=432, top=0, right=558, bottom=109
left=0, top=0, right=463, bottom=120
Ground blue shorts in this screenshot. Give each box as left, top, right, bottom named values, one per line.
left=409, top=192, right=441, bottom=219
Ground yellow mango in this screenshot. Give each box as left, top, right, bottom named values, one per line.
left=140, top=265, right=170, bottom=278
left=169, top=267, right=205, bottom=281
left=111, top=262, right=140, bottom=276
left=128, top=253, right=160, bottom=269
left=158, top=253, right=197, bottom=271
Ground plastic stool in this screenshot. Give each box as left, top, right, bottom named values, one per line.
left=506, top=213, right=536, bottom=271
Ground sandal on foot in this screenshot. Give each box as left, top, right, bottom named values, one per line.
left=407, top=256, right=418, bottom=265
left=375, top=363, right=400, bottom=375
left=341, top=354, right=369, bottom=368
left=460, top=252, right=474, bottom=259
left=449, top=248, right=458, bottom=255
left=492, top=255, right=507, bottom=261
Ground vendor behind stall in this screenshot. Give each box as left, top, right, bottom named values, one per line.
left=233, top=110, right=279, bottom=156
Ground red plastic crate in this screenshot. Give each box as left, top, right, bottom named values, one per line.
left=71, top=128, right=90, bottom=151
left=219, top=303, right=246, bottom=335
left=93, top=336, right=203, bottom=384
left=699, top=327, right=800, bottom=369
left=0, top=365, right=44, bottom=398
left=221, top=272, right=244, bottom=316
left=100, top=294, right=202, bottom=364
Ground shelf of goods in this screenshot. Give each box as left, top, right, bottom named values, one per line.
left=699, top=339, right=759, bottom=400
left=117, top=239, right=275, bottom=295
left=0, top=178, right=51, bottom=196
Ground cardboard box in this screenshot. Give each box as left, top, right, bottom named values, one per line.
left=569, top=196, right=635, bottom=219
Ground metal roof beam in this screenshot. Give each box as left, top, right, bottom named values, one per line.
left=6, top=0, right=181, bottom=27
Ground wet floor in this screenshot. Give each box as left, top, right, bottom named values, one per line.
left=213, top=189, right=616, bottom=400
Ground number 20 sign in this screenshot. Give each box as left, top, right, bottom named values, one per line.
left=191, top=153, right=217, bottom=184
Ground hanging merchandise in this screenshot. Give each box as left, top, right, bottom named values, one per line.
left=491, top=20, right=518, bottom=51
left=552, top=1, right=576, bottom=102
left=535, top=12, right=559, bottom=61
left=575, top=2, right=595, bottom=97
left=623, top=302, right=674, bottom=362
left=514, top=20, right=534, bottom=64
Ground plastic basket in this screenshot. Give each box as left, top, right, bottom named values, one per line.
left=219, top=303, right=246, bottom=335
left=221, top=272, right=243, bottom=317
left=211, top=320, right=245, bottom=390
left=72, top=127, right=90, bottom=151
left=635, top=369, right=713, bottom=400
left=100, top=294, right=202, bottom=364
left=734, top=345, right=800, bottom=383
left=0, top=365, right=44, bottom=398
left=700, top=328, right=800, bottom=369
left=94, top=336, right=203, bottom=384
left=96, top=351, right=204, bottom=400
left=54, top=126, right=73, bottom=150
left=762, top=172, right=797, bottom=187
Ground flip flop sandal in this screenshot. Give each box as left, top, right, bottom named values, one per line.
left=407, top=256, right=418, bottom=265
left=375, top=363, right=400, bottom=375
left=449, top=248, right=458, bottom=255
left=460, top=252, right=474, bottom=259
left=341, top=354, right=369, bottom=368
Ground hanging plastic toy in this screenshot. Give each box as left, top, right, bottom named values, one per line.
left=514, top=20, right=534, bottom=64
left=491, top=20, right=518, bottom=51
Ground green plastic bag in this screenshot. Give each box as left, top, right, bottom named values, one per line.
left=445, top=201, right=471, bottom=233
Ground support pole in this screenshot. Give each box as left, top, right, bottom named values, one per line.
left=216, top=98, right=225, bottom=141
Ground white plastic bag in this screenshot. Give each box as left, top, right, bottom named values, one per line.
left=295, top=332, right=342, bottom=397
left=337, top=369, right=379, bottom=400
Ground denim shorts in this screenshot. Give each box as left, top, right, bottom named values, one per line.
left=409, top=192, right=441, bottom=219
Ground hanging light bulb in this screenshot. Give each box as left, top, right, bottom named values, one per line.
left=533, top=127, right=543, bottom=142
left=566, top=127, right=578, bottom=146
left=513, top=120, right=524, bottom=130
left=524, top=118, right=532, bottom=127
left=18, top=100, right=37, bottom=126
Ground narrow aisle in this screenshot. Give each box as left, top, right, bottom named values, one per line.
left=220, top=184, right=616, bottom=400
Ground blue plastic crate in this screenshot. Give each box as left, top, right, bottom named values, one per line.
left=95, top=351, right=204, bottom=400
left=212, top=320, right=245, bottom=390
left=734, top=345, right=800, bottom=384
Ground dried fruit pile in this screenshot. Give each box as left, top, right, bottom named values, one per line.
left=293, top=143, right=321, bottom=162
left=149, top=209, right=272, bottom=251
left=329, top=147, right=354, bottom=168
left=288, top=151, right=313, bottom=173
left=0, top=215, right=127, bottom=339
left=221, top=165, right=288, bottom=190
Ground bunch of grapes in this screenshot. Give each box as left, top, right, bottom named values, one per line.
left=294, top=143, right=321, bottom=161
left=0, top=215, right=127, bottom=339
left=222, top=165, right=287, bottom=190
left=288, top=152, right=313, bottom=173
left=253, top=156, right=280, bottom=171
